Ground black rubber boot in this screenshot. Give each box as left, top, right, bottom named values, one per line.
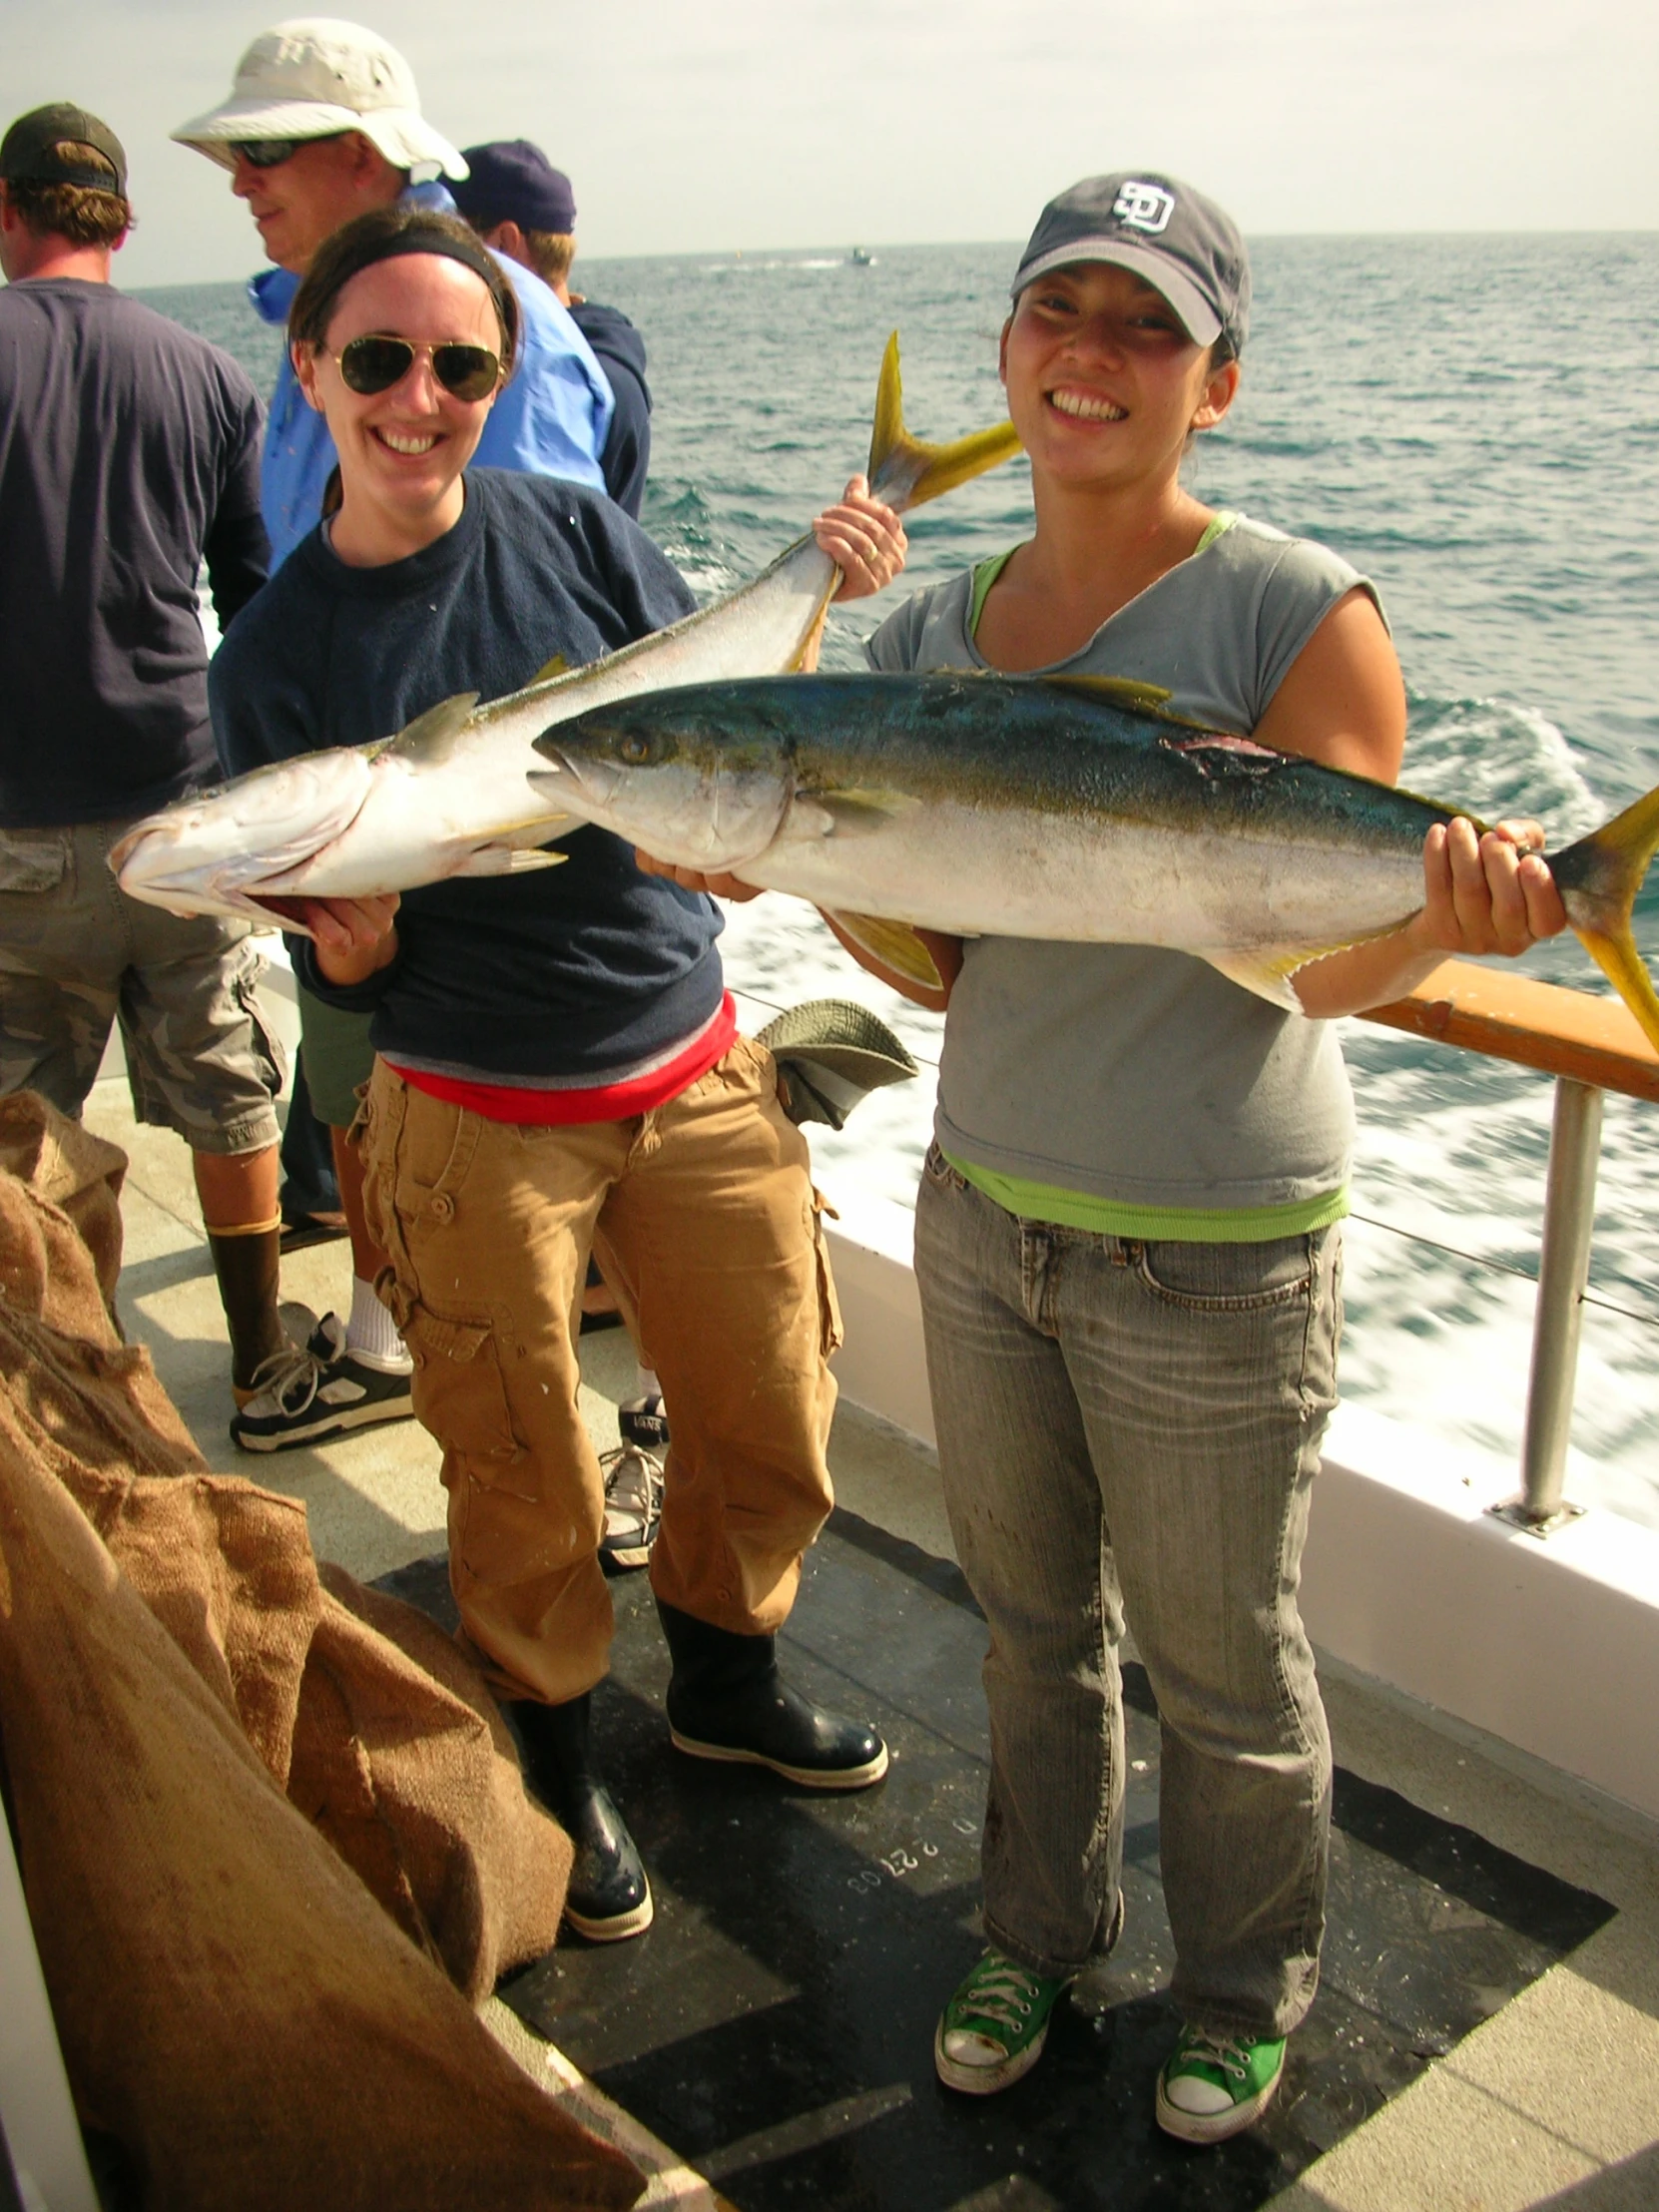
left=506, top=1693, right=653, bottom=1941
left=657, top=1601, right=889, bottom=1791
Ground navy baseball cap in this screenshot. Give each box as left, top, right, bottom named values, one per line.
left=451, top=141, right=575, bottom=234
left=1012, top=172, right=1250, bottom=356
left=1, top=103, right=127, bottom=193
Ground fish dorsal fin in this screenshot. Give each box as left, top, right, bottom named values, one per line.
left=532, top=652, right=570, bottom=684
left=1041, top=675, right=1179, bottom=716
left=826, top=908, right=943, bottom=992
left=388, top=692, right=480, bottom=763
left=865, top=331, right=1023, bottom=517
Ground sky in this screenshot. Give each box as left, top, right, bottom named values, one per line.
left=4, top=0, right=1656, bottom=288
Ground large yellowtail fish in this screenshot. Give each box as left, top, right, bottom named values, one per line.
left=526, top=670, right=1659, bottom=1051
left=111, top=340, right=1020, bottom=933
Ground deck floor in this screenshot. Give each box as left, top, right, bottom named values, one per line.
left=382, top=1521, right=1611, bottom=2212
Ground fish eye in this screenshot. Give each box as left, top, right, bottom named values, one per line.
left=618, top=732, right=657, bottom=766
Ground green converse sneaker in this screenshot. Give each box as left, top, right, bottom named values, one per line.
left=1155, top=2025, right=1287, bottom=2143
left=933, top=1948, right=1072, bottom=2095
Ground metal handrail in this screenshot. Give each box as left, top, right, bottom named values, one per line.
left=1360, top=959, right=1657, bottom=1534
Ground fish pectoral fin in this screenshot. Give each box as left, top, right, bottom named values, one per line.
left=826, top=909, right=943, bottom=992
left=531, top=652, right=570, bottom=684
left=449, top=845, right=570, bottom=877
left=865, top=330, right=1023, bottom=516
left=1198, top=946, right=1315, bottom=1013
left=387, top=692, right=481, bottom=763
left=819, top=788, right=924, bottom=830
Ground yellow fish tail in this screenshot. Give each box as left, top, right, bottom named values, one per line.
left=866, top=333, right=1022, bottom=516
left=1556, top=783, right=1659, bottom=1055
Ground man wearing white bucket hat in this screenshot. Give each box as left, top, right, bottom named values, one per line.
left=174, top=18, right=615, bottom=569
left=173, top=19, right=619, bottom=1451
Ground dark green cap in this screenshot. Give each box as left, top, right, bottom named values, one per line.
left=0, top=104, right=128, bottom=193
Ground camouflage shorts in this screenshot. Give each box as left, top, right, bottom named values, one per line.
left=0, top=818, right=285, bottom=1154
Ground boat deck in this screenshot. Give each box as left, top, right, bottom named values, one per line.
left=88, top=1068, right=1659, bottom=2211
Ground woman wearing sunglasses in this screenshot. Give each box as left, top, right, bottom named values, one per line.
left=210, top=204, right=905, bottom=1941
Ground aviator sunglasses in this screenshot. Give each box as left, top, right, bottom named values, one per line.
left=330, top=334, right=504, bottom=403
left=228, top=137, right=339, bottom=168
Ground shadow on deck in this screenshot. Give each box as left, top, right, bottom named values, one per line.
left=378, top=1511, right=1612, bottom=2212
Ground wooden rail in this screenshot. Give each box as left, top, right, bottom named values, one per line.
left=1361, top=959, right=1659, bottom=1105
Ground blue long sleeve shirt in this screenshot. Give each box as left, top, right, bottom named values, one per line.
left=252, top=229, right=614, bottom=569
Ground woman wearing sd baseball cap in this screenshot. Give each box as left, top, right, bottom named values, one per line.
left=837, top=171, right=1566, bottom=2139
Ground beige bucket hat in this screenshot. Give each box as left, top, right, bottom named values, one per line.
left=172, top=16, right=467, bottom=179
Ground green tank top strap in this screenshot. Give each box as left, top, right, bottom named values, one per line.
left=968, top=548, right=1020, bottom=638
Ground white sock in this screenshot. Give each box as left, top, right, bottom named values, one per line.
left=346, top=1276, right=411, bottom=1373
left=632, top=1365, right=660, bottom=1404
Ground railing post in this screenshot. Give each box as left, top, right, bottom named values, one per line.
left=1492, top=1074, right=1601, bottom=1536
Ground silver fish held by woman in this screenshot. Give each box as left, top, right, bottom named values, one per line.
left=110, top=338, right=1020, bottom=934
left=525, top=670, right=1659, bottom=1049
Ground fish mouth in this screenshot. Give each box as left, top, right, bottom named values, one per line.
left=114, top=843, right=315, bottom=932
left=527, top=746, right=622, bottom=813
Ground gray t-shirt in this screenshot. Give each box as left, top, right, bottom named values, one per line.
left=865, top=514, right=1378, bottom=1225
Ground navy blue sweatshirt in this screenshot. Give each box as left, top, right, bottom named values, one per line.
left=569, top=300, right=652, bottom=519
left=0, top=278, right=269, bottom=827
left=209, top=470, right=720, bottom=1082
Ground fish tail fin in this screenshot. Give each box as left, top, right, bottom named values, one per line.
left=866, top=332, right=1022, bottom=515
left=1554, top=783, right=1659, bottom=1054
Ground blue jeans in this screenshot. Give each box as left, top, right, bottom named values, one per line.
left=914, top=1147, right=1341, bottom=2038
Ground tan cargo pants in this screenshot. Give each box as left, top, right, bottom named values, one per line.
left=360, top=1036, right=840, bottom=1706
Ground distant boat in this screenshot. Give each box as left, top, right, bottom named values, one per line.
left=848, top=246, right=874, bottom=267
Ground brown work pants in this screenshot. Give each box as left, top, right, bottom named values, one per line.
left=360, top=1038, right=840, bottom=1706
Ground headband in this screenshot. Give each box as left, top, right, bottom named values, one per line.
left=323, top=228, right=502, bottom=293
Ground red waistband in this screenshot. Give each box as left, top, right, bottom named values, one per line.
left=385, top=993, right=738, bottom=1126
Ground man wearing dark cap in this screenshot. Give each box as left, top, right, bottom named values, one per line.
left=0, top=105, right=308, bottom=1429
left=452, top=141, right=654, bottom=518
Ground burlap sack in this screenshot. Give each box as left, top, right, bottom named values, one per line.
left=0, top=1094, right=569, bottom=1983
left=0, top=1096, right=612, bottom=2202
left=0, top=1403, right=641, bottom=2212
left=0, top=1088, right=127, bottom=1319
left=296, top=1563, right=575, bottom=2001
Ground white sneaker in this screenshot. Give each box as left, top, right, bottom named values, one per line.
left=598, top=1444, right=663, bottom=1570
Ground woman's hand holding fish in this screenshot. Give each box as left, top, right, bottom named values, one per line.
left=1296, top=817, right=1568, bottom=1018
left=1418, top=816, right=1567, bottom=957
left=290, top=892, right=402, bottom=985
left=813, top=476, right=907, bottom=603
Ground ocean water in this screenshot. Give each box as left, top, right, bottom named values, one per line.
left=141, top=236, right=1659, bottom=1520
